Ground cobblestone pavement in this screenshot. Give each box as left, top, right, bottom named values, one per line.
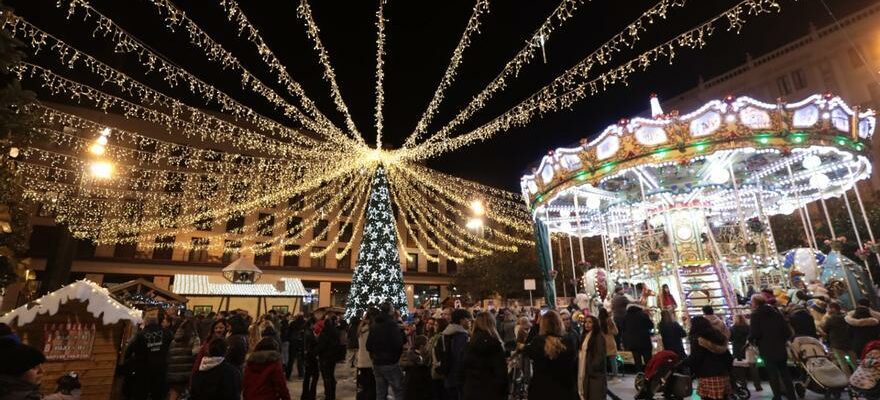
left=286, top=363, right=838, bottom=399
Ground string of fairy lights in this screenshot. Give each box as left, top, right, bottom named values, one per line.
left=1, top=0, right=792, bottom=264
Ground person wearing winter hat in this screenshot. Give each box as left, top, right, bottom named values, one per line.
left=0, top=339, right=46, bottom=400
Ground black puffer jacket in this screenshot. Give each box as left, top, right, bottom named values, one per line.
left=366, top=314, right=405, bottom=366
left=0, top=374, right=41, bottom=400
left=622, top=305, right=653, bottom=352
left=845, top=309, right=880, bottom=356
left=684, top=332, right=733, bottom=378
left=190, top=357, right=242, bottom=400
left=166, top=324, right=198, bottom=385
left=461, top=331, right=508, bottom=400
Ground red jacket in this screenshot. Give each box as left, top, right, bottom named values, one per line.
left=243, top=350, right=291, bottom=400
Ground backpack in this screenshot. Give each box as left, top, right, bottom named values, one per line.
left=432, top=334, right=451, bottom=377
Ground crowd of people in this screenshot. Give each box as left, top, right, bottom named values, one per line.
left=1, top=284, right=880, bottom=400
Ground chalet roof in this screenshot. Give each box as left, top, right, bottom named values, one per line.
left=0, top=280, right=143, bottom=326
left=172, top=274, right=308, bottom=297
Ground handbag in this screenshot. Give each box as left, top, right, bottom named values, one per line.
left=670, top=373, right=693, bottom=398
left=744, top=344, right=758, bottom=364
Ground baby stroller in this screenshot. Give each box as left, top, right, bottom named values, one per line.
left=634, top=351, right=691, bottom=399
left=789, top=336, right=850, bottom=399
left=849, top=340, right=880, bottom=400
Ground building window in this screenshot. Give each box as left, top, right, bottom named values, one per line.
left=791, top=69, right=807, bottom=90
left=406, top=253, right=419, bottom=272
left=339, top=222, right=353, bottom=242
left=195, top=215, right=213, bottom=232
left=188, top=237, right=209, bottom=263
left=426, top=231, right=437, bottom=250
left=222, top=240, right=241, bottom=264
left=413, top=284, right=441, bottom=308
left=113, top=242, right=137, bottom=258
left=152, top=236, right=175, bottom=260
left=849, top=47, right=864, bottom=68
left=226, top=213, right=244, bottom=233
left=407, top=230, right=419, bottom=247
left=310, top=247, right=326, bottom=268
left=331, top=282, right=351, bottom=308
left=283, top=244, right=300, bottom=267
left=254, top=242, right=272, bottom=266
left=447, top=259, right=458, bottom=275
left=338, top=250, right=352, bottom=270
left=313, top=220, right=329, bottom=241
left=776, top=75, right=792, bottom=96
left=288, top=195, right=304, bottom=210
left=427, top=259, right=439, bottom=273
left=286, top=217, right=302, bottom=238
left=258, top=213, right=274, bottom=237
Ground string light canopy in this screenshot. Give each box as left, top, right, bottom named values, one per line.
left=1, top=0, right=794, bottom=263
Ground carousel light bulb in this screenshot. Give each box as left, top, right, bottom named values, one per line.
left=709, top=168, right=729, bottom=184
left=810, top=173, right=830, bottom=190
left=466, top=218, right=483, bottom=230
left=802, top=155, right=822, bottom=170
left=8, top=147, right=18, bottom=158
left=100, top=127, right=111, bottom=136
left=89, top=143, right=106, bottom=156
left=585, top=195, right=601, bottom=210
left=96, top=135, right=108, bottom=146
left=470, top=200, right=485, bottom=216
left=89, top=160, right=114, bottom=179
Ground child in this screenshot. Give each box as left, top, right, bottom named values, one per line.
left=44, top=372, right=81, bottom=400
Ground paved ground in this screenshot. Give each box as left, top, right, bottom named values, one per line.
left=286, top=364, right=840, bottom=399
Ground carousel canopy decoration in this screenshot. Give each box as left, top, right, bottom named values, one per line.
left=522, top=94, right=875, bottom=237
left=0, top=280, right=143, bottom=326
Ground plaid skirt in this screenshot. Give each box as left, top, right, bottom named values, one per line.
left=697, top=375, right=731, bottom=398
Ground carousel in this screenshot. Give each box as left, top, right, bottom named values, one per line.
left=521, top=94, right=877, bottom=319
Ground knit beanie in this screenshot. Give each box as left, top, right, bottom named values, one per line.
left=0, top=339, right=46, bottom=376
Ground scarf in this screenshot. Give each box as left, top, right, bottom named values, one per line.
left=577, top=330, right=593, bottom=400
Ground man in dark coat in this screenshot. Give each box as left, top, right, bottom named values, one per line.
left=226, top=315, right=250, bottom=371
left=366, top=303, right=406, bottom=400
left=749, top=294, right=796, bottom=400
left=621, top=304, right=653, bottom=372
left=442, top=309, right=472, bottom=400
left=610, top=287, right=629, bottom=348
left=124, top=316, right=172, bottom=400
left=787, top=305, right=818, bottom=338
left=821, top=301, right=855, bottom=375
left=316, top=315, right=342, bottom=400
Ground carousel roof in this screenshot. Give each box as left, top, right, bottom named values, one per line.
left=522, top=94, right=875, bottom=237
left=0, top=280, right=143, bottom=326
left=172, top=274, right=308, bottom=297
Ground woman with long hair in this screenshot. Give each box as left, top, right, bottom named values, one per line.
left=657, top=309, right=686, bottom=358
left=684, top=316, right=733, bottom=400
left=355, top=309, right=377, bottom=400
left=522, top=310, right=577, bottom=400
left=730, top=314, right=762, bottom=392
left=192, top=318, right=227, bottom=377
left=659, top=284, right=677, bottom=310
left=462, top=312, right=508, bottom=400
left=597, top=308, right=619, bottom=379
left=577, top=315, right=607, bottom=400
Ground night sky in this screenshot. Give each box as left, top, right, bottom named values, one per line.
left=8, top=0, right=877, bottom=191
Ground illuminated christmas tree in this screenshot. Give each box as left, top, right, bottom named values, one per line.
left=343, top=166, right=406, bottom=320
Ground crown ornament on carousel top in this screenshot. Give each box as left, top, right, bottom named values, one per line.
left=524, top=94, right=876, bottom=318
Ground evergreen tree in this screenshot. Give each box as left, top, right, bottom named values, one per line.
left=0, top=1, right=36, bottom=290
left=343, top=166, right=406, bottom=320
